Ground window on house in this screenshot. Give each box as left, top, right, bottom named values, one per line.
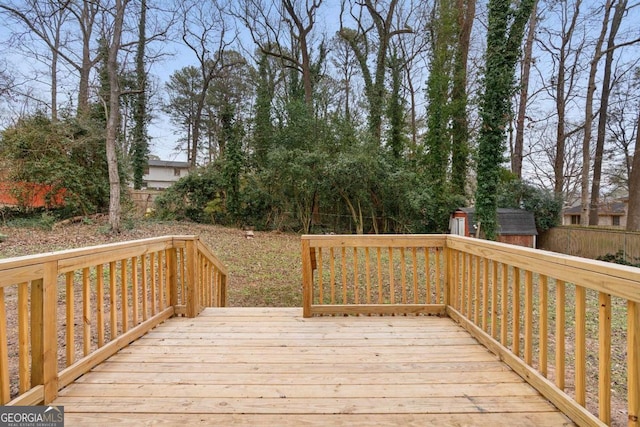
left=612, top=216, right=620, bottom=226
left=143, top=167, right=149, bottom=175
left=571, top=215, right=580, bottom=225
left=174, top=168, right=181, bottom=177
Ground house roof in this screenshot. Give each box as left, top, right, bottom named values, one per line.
left=148, top=159, right=190, bottom=168
left=563, top=200, right=626, bottom=216
left=455, top=208, right=538, bottom=236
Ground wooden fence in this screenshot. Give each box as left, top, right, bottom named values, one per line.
left=129, top=189, right=164, bottom=216
left=539, top=226, right=640, bottom=263
left=301, top=234, right=640, bottom=427
left=0, top=235, right=227, bottom=406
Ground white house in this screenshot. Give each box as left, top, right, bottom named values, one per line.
left=141, top=159, right=190, bottom=189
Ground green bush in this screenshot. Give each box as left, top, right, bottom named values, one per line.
left=154, top=165, right=226, bottom=223
left=596, top=250, right=640, bottom=268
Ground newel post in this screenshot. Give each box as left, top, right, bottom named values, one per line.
left=443, top=237, right=451, bottom=308
left=185, top=239, right=200, bottom=318
left=31, top=261, right=59, bottom=404
left=167, top=247, right=179, bottom=309
left=301, top=238, right=313, bottom=318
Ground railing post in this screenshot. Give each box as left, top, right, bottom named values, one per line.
left=443, top=240, right=451, bottom=307
left=218, top=273, right=227, bottom=307
left=629, top=300, right=640, bottom=427
left=167, top=247, right=178, bottom=309
left=31, top=262, right=58, bottom=404
left=301, top=238, right=313, bottom=318
left=185, top=239, right=199, bottom=318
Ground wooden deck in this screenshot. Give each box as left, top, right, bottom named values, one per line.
left=51, top=308, right=573, bottom=426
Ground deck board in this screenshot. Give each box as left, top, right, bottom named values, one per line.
left=53, top=307, right=573, bottom=426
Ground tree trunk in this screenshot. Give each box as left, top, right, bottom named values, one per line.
left=552, top=0, right=582, bottom=196
left=106, top=0, right=128, bottom=233
left=77, top=0, right=98, bottom=116
left=132, top=0, right=147, bottom=189
left=281, top=0, right=320, bottom=110
left=512, top=0, right=537, bottom=179
left=581, top=0, right=613, bottom=225
left=626, top=111, right=640, bottom=230
left=589, top=0, right=628, bottom=225
left=51, top=34, right=59, bottom=122
left=475, top=0, right=535, bottom=240
left=451, top=0, right=476, bottom=196
left=340, top=0, right=406, bottom=146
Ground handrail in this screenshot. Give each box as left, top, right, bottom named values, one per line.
left=445, top=234, right=639, bottom=427
left=0, top=235, right=227, bottom=406
left=302, top=234, right=448, bottom=317
left=301, top=234, right=640, bottom=426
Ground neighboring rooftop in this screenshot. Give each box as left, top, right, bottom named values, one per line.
left=147, top=159, right=190, bottom=168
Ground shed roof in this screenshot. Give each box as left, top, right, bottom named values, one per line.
left=455, top=208, right=538, bottom=236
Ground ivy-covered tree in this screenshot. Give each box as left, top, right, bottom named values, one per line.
left=220, top=103, right=245, bottom=220
left=251, top=52, right=276, bottom=170
left=386, top=49, right=408, bottom=160
left=475, top=0, right=536, bottom=240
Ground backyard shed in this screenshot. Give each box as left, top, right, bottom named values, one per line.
left=450, top=207, right=538, bottom=248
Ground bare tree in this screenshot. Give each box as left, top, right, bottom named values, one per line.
left=605, top=69, right=640, bottom=195
left=103, top=0, right=131, bottom=233
left=233, top=0, right=323, bottom=109
left=0, top=61, right=16, bottom=99
left=391, top=3, right=431, bottom=157
left=338, top=0, right=412, bottom=145
left=0, top=1, right=72, bottom=121
left=580, top=0, right=614, bottom=225
left=0, top=0, right=103, bottom=117
left=589, top=0, right=640, bottom=224
left=627, top=109, right=640, bottom=230
left=330, top=35, right=361, bottom=122
left=512, top=0, right=538, bottom=179
left=180, top=0, right=237, bottom=167
left=534, top=0, right=586, bottom=198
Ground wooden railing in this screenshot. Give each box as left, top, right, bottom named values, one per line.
left=301, top=234, right=640, bottom=426
left=302, top=235, right=447, bottom=317
left=0, top=235, right=227, bottom=406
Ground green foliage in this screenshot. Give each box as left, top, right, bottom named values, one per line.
left=475, top=0, right=536, bottom=240
left=0, top=113, right=110, bottom=217
left=596, top=250, right=640, bottom=268
left=3, top=211, right=57, bottom=230
left=154, top=165, right=225, bottom=223
left=251, top=53, right=275, bottom=169
left=422, top=0, right=471, bottom=220
left=497, top=179, right=563, bottom=232
left=386, top=50, right=408, bottom=159
left=220, top=103, right=245, bottom=220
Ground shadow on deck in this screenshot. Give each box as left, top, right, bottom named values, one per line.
left=53, top=308, right=573, bottom=426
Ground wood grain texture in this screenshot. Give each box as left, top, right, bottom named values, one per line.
left=52, top=307, right=573, bottom=426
